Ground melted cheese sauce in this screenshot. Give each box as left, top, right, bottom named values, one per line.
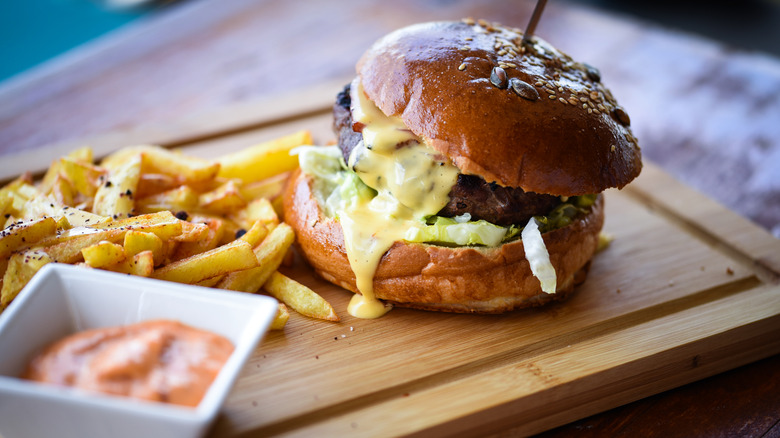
left=342, top=80, right=459, bottom=318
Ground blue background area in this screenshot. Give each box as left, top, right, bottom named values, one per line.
left=0, top=0, right=146, bottom=83
left=1, top=0, right=778, bottom=85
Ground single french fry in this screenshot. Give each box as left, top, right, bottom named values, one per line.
left=40, top=229, right=127, bottom=263
left=238, top=220, right=269, bottom=247
left=131, top=251, right=155, bottom=277
left=124, top=231, right=163, bottom=265
left=66, top=146, right=94, bottom=164
left=173, top=221, right=209, bottom=242
left=135, top=173, right=179, bottom=198
left=239, top=172, right=290, bottom=201
left=1, top=250, right=51, bottom=309
left=100, top=211, right=184, bottom=241
left=54, top=216, right=71, bottom=231
left=199, top=180, right=246, bottom=214
left=136, top=185, right=199, bottom=214
left=100, top=146, right=144, bottom=171
left=231, top=197, right=279, bottom=230
left=271, top=194, right=285, bottom=218
left=50, top=174, right=75, bottom=207
left=193, top=276, right=224, bottom=288
left=172, top=217, right=225, bottom=261
left=1, top=174, right=35, bottom=216
left=20, top=195, right=111, bottom=227
left=2, top=216, right=15, bottom=230
left=0, top=192, right=11, bottom=219
left=269, top=303, right=290, bottom=330
left=142, top=146, right=220, bottom=183
left=186, top=177, right=227, bottom=195
left=263, top=271, right=339, bottom=321
left=105, top=250, right=154, bottom=277
left=0, top=256, right=8, bottom=275
left=0, top=217, right=57, bottom=258
left=82, top=241, right=126, bottom=268
left=0, top=173, right=34, bottom=200
left=59, top=157, right=106, bottom=197
left=38, top=159, right=63, bottom=196
left=104, top=145, right=220, bottom=183
left=178, top=213, right=242, bottom=246
left=216, top=223, right=294, bottom=293
left=151, top=239, right=257, bottom=284
left=217, top=130, right=310, bottom=183
left=93, top=155, right=141, bottom=219
left=159, top=239, right=179, bottom=266
left=7, top=195, right=27, bottom=217
left=121, top=220, right=185, bottom=242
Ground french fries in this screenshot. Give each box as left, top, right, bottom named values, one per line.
left=59, top=157, right=105, bottom=197
left=264, top=272, right=339, bottom=321
left=0, top=191, right=13, bottom=220
left=105, top=250, right=155, bottom=277
left=270, top=303, right=290, bottom=330
left=123, top=231, right=164, bottom=264
left=20, top=195, right=111, bottom=227
left=152, top=239, right=257, bottom=284
left=1, top=250, right=51, bottom=309
left=217, top=131, right=311, bottom=183
left=92, top=155, right=141, bottom=218
left=238, top=220, right=269, bottom=247
left=0, top=130, right=339, bottom=330
left=216, top=223, right=295, bottom=293
left=199, top=180, right=246, bottom=214
left=171, top=216, right=225, bottom=260
left=231, top=197, right=279, bottom=230
left=82, top=241, right=125, bottom=268
left=0, top=217, right=57, bottom=258
left=136, top=185, right=199, bottom=214
left=101, top=145, right=220, bottom=184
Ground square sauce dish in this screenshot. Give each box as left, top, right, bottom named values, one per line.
left=0, top=263, right=278, bottom=438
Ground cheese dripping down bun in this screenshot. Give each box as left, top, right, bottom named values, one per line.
left=283, top=19, right=641, bottom=316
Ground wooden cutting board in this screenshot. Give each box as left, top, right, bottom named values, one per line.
left=12, top=82, right=780, bottom=437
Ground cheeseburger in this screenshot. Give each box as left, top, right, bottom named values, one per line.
left=284, top=19, right=641, bottom=318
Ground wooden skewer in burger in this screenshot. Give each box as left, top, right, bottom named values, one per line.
left=284, top=13, right=642, bottom=319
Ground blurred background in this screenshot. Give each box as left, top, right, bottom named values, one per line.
left=0, top=0, right=154, bottom=83
left=2, top=0, right=780, bottom=84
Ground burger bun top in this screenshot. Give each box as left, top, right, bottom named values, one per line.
left=356, top=20, right=642, bottom=196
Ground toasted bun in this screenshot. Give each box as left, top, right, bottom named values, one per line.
left=357, top=20, right=641, bottom=196
left=283, top=169, right=604, bottom=313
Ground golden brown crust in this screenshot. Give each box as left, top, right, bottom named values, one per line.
left=356, top=20, right=642, bottom=196
left=283, top=169, right=604, bottom=313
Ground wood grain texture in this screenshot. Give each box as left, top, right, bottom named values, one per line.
left=2, top=0, right=780, bottom=436
left=535, top=354, right=780, bottom=438
left=160, top=110, right=779, bottom=438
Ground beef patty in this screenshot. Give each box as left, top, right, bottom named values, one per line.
left=334, top=84, right=561, bottom=226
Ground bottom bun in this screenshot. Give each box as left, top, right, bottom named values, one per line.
left=283, top=169, right=605, bottom=313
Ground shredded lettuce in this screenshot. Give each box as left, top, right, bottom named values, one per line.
left=295, top=145, right=342, bottom=180
left=405, top=216, right=508, bottom=246
left=522, top=217, right=557, bottom=294
left=296, top=145, right=595, bottom=249
left=296, top=146, right=376, bottom=216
